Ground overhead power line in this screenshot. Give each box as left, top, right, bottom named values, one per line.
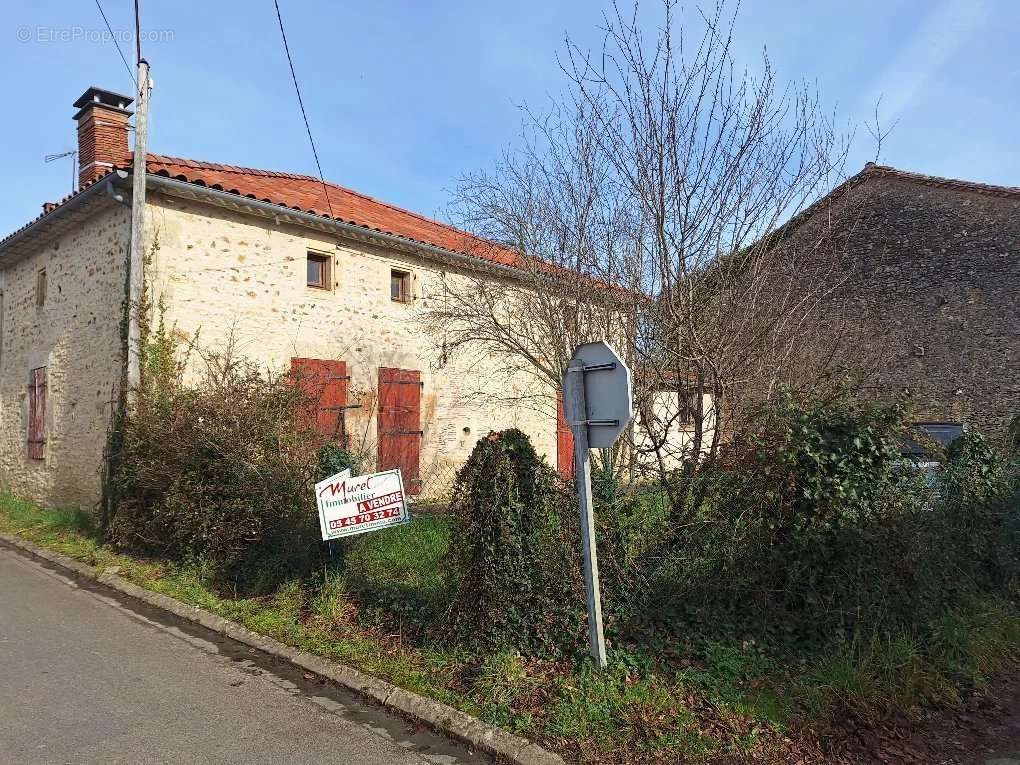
left=272, top=0, right=336, bottom=219
left=93, top=0, right=135, bottom=88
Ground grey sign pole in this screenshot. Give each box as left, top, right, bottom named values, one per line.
left=563, top=341, right=634, bottom=669
left=565, top=358, right=608, bottom=669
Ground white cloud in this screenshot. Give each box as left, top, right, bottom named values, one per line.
left=864, top=0, right=989, bottom=123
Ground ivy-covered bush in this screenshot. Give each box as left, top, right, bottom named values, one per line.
left=445, top=429, right=582, bottom=656
left=620, top=395, right=1020, bottom=649
left=108, top=322, right=326, bottom=592
left=937, top=432, right=1020, bottom=589
left=752, top=395, right=909, bottom=527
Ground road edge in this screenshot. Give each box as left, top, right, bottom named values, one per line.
left=0, top=532, right=564, bottom=765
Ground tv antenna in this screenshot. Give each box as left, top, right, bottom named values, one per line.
left=44, top=150, right=78, bottom=194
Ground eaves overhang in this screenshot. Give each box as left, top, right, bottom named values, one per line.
left=146, top=173, right=533, bottom=283
left=0, top=171, right=129, bottom=265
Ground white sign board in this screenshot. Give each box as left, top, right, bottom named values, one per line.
left=564, top=341, right=634, bottom=448
left=315, top=468, right=411, bottom=541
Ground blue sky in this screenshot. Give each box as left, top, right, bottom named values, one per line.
left=2, top=0, right=1018, bottom=237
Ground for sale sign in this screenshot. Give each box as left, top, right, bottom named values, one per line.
left=315, top=468, right=411, bottom=541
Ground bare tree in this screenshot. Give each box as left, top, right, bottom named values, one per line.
left=421, top=102, right=648, bottom=473
left=424, top=0, right=863, bottom=496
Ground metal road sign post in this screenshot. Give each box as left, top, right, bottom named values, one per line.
left=563, top=341, right=634, bottom=670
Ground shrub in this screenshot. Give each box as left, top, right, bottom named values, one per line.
left=619, top=394, right=1020, bottom=650
left=317, top=442, right=360, bottom=478
left=445, top=429, right=582, bottom=656
left=108, top=327, right=327, bottom=592
left=937, top=432, right=1020, bottom=590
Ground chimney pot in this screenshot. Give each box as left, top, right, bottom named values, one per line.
left=73, top=86, right=134, bottom=189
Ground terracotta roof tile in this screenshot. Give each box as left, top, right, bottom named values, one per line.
left=0, top=155, right=540, bottom=275
left=0, top=169, right=117, bottom=248
left=138, top=153, right=527, bottom=269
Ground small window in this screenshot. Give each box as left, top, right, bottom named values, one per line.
left=390, top=269, right=411, bottom=303
left=562, top=303, right=578, bottom=333
left=306, top=252, right=331, bottom=290
left=36, top=269, right=47, bottom=307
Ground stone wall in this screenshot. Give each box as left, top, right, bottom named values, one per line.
left=0, top=203, right=129, bottom=508
left=785, top=175, right=1020, bottom=438
left=145, top=193, right=559, bottom=497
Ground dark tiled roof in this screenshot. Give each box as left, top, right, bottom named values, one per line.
left=763, top=162, right=1020, bottom=248
left=861, top=163, right=1020, bottom=200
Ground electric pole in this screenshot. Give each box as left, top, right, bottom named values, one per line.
left=126, top=57, right=150, bottom=398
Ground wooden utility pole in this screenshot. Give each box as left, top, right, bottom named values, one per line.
left=126, top=58, right=151, bottom=397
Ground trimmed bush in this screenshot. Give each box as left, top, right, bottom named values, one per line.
left=445, top=429, right=583, bottom=656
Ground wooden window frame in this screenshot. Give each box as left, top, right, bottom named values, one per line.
left=390, top=269, right=411, bottom=303
left=306, top=252, right=332, bottom=290
left=28, top=367, right=47, bottom=460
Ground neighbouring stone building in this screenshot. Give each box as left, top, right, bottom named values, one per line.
left=0, top=86, right=602, bottom=510
left=776, top=162, right=1019, bottom=440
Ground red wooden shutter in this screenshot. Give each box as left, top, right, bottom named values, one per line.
left=378, top=368, right=422, bottom=495
left=28, top=367, right=47, bottom=460
left=557, top=390, right=575, bottom=479
left=290, top=358, right=349, bottom=443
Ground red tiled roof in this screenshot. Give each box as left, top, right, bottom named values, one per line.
left=139, top=154, right=527, bottom=269
left=0, top=170, right=117, bottom=249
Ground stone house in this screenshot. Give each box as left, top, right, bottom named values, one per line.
left=0, top=86, right=596, bottom=510
left=773, top=162, right=1019, bottom=441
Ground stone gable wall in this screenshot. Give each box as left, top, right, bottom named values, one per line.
left=0, top=203, right=129, bottom=508
left=785, top=176, right=1019, bottom=437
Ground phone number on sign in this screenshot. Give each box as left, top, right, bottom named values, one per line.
left=328, top=505, right=402, bottom=530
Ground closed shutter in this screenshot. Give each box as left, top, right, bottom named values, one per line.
left=378, top=367, right=421, bottom=495
left=290, top=358, right=349, bottom=443
left=556, top=390, right=575, bottom=479
left=28, top=367, right=47, bottom=460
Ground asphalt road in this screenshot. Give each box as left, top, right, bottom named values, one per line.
left=0, top=544, right=489, bottom=765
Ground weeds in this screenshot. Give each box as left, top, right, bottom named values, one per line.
left=4, top=478, right=1020, bottom=764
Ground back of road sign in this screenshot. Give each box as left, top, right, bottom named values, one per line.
left=566, top=341, right=634, bottom=448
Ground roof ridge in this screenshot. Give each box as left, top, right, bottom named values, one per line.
left=142, top=153, right=320, bottom=182
left=142, top=153, right=470, bottom=237
left=862, top=162, right=1020, bottom=199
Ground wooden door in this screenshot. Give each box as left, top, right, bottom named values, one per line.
left=290, top=358, right=349, bottom=443
left=556, top=390, right=575, bottom=479
left=378, top=367, right=421, bottom=494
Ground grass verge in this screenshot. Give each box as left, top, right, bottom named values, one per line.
left=3, top=492, right=1019, bottom=764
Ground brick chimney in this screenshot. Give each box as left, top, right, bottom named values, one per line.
left=72, top=86, right=134, bottom=188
